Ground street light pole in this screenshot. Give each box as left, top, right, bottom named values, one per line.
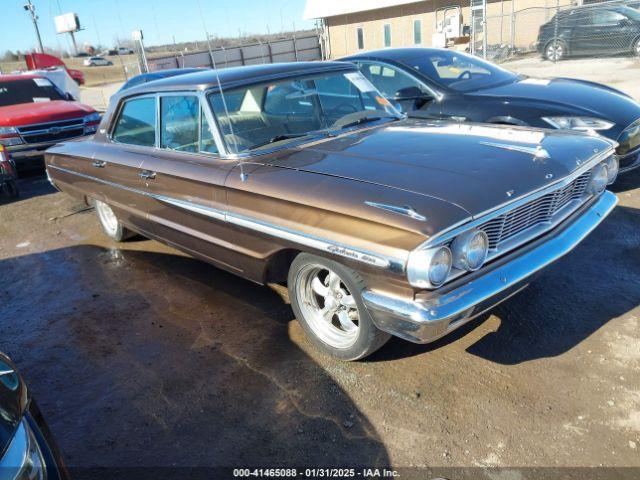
left=24, top=1, right=44, bottom=53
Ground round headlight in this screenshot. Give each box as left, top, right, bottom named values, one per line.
left=604, top=155, right=619, bottom=185
left=406, top=246, right=453, bottom=288
left=428, top=246, right=453, bottom=287
left=587, top=162, right=609, bottom=195
left=451, top=229, right=489, bottom=272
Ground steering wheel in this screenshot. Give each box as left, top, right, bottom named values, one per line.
left=457, top=70, right=472, bottom=80
left=329, top=102, right=358, bottom=116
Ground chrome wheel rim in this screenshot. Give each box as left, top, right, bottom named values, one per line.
left=296, top=264, right=360, bottom=349
left=547, top=42, right=563, bottom=61
left=96, top=200, right=118, bottom=235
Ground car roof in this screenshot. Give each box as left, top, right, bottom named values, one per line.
left=119, top=61, right=357, bottom=96
left=343, top=47, right=449, bottom=62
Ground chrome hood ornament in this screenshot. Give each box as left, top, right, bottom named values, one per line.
left=365, top=201, right=427, bottom=221
left=480, top=141, right=551, bottom=160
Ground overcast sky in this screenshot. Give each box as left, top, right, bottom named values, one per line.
left=2, top=0, right=315, bottom=53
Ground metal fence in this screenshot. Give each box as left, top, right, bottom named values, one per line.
left=147, top=32, right=322, bottom=72
left=471, top=0, right=640, bottom=63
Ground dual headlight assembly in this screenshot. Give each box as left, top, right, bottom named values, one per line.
left=408, top=157, right=618, bottom=290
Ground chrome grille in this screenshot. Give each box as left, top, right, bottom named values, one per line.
left=478, top=171, right=591, bottom=250
left=17, top=118, right=85, bottom=144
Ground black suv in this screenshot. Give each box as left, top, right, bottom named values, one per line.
left=538, top=5, right=640, bottom=61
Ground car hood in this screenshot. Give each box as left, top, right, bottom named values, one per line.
left=0, top=100, right=95, bottom=127
left=472, top=77, right=640, bottom=130
left=0, top=353, right=27, bottom=459
left=264, top=119, right=615, bottom=217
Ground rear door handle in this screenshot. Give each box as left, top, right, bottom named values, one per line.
left=92, top=160, right=106, bottom=168
left=139, top=170, right=156, bottom=180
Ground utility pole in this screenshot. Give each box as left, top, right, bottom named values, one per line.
left=24, top=1, right=44, bottom=53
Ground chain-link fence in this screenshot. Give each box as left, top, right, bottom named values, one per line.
left=471, top=0, right=640, bottom=63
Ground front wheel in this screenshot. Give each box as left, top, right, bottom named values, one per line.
left=545, top=40, right=566, bottom=61
left=288, top=253, right=390, bottom=361
left=95, top=200, right=134, bottom=242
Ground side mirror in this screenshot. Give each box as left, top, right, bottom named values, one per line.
left=392, top=86, right=432, bottom=102
left=65, top=92, right=75, bottom=101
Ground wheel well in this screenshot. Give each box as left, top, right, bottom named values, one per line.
left=264, top=249, right=302, bottom=284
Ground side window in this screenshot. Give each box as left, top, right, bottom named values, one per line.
left=591, top=9, right=624, bottom=25
left=160, top=95, right=199, bottom=152
left=112, top=97, right=156, bottom=147
left=360, top=62, right=424, bottom=98
left=200, top=111, right=219, bottom=154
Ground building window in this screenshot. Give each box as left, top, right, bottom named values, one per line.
left=383, top=24, right=392, bottom=47
left=356, top=27, right=365, bottom=50
left=413, top=19, right=422, bottom=44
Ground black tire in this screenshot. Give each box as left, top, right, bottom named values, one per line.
left=2, top=179, right=19, bottom=198
left=288, top=253, right=390, bottom=361
left=544, top=39, right=567, bottom=61
left=94, top=199, right=134, bottom=242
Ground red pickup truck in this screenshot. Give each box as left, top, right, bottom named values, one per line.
left=0, top=74, right=100, bottom=172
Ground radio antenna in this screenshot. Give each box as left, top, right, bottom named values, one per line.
left=195, top=0, right=238, bottom=154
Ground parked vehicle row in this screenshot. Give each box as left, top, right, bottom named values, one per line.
left=45, top=61, right=619, bottom=360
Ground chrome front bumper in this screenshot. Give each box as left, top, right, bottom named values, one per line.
left=363, top=191, right=618, bottom=344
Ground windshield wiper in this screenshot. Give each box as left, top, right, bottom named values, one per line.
left=338, top=115, right=398, bottom=130
left=249, top=133, right=312, bottom=150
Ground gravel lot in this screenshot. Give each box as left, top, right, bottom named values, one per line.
left=1, top=55, right=640, bottom=477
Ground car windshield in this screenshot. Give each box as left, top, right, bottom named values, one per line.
left=0, top=77, right=65, bottom=107
left=403, top=50, right=519, bottom=92
left=208, top=70, right=402, bottom=154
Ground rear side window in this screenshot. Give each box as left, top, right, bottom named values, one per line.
left=160, top=96, right=199, bottom=152
left=112, top=97, right=156, bottom=147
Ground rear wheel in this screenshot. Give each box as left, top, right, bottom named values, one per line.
left=1, top=179, right=19, bottom=199
left=545, top=40, right=566, bottom=61
left=288, top=253, right=390, bottom=361
left=95, top=200, right=134, bottom=242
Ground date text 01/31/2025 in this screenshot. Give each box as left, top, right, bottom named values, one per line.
left=232, top=468, right=400, bottom=478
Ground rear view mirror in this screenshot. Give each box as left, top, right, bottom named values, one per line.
left=392, top=86, right=432, bottom=102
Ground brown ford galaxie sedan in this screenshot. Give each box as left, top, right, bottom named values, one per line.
left=45, top=62, right=619, bottom=360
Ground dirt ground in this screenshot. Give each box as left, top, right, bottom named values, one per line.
left=0, top=163, right=639, bottom=476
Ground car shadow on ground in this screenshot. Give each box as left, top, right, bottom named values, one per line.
left=370, top=204, right=640, bottom=365
left=0, top=174, right=57, bottom=204
left=0, top=245, right=389, bottom=474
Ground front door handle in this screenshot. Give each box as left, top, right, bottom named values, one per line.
left=92, top=160, right=106, bottom=168
left=139, top=170, right=156, bottom=180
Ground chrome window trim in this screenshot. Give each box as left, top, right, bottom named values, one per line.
left=48, top=164, right=404, bottom=271
left=419, top=147, right=614, bottom=251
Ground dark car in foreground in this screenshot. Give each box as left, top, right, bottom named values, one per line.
left=46, top=62, right=617, bottom=360
left=344, top=48, right=640, bottom=173
left=537, top=4, right=640, bottom=61
left=0, top=352, right=69, bottom=479
left=118, top=68, right=206, bottom=92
